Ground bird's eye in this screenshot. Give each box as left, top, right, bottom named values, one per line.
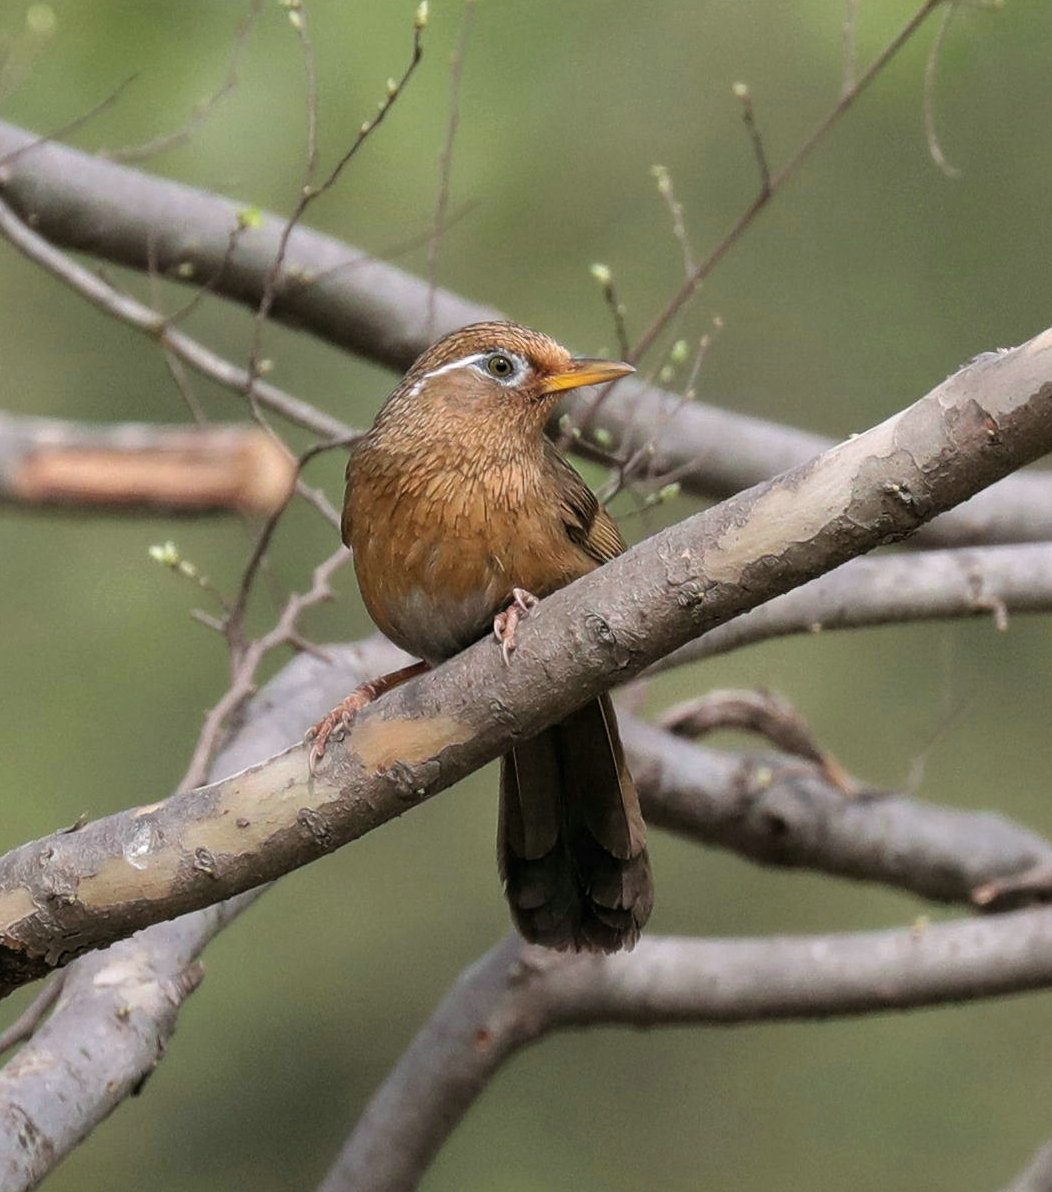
left=486, top=353, right=514, bottom=379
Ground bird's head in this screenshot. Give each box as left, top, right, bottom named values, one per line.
left=376, top=321, right=634, bottom=442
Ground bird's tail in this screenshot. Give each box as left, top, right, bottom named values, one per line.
left=498, top=694, right=653, bottom=952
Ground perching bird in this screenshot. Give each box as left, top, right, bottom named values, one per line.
left=309, top=321, right=653, bottom=952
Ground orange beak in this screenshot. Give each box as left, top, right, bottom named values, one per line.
left=538, top=357, right=635, bottom=395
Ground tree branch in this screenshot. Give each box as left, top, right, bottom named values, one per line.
left=0, top=647, right=302, bottom=1188
left=2, top=323, right=1051, bottom=994
left=0, top=411, right=295, bottom=515
left=621, top=716, right=1052, bottom=906
left=320, top=909, right=1052, bottom=1192
left=0, top=893, right=256, bottom=1192
left=0, top=118, right=1050, bottom=546
left=651, top=540, right=1052, bottom=674
left=998, top=1141, right=1052, bottom=1192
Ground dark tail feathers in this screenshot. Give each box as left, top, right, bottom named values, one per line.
left=498, top=694, right=653, bottom=952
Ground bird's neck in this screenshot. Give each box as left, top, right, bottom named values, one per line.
left=370, top=397, right=546, bottom=476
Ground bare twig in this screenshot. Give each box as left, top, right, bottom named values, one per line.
left=598, top=319, right=722, bottom=502
left=0, top=974, right=63, bottom=1058
left=588, top=262, right=630, bottom=360
left=630, top=0, right=944, bottom=366
left=0, top=75, right=139, bottom=172
left=656, top=688, right=856, bottom=793
left=246, top=2, right=425, bottom=389
left=103, top=1, right=264, bottom=163
left=177, top=543, right=351, bottom=791
left=923, top=1, right=963, bottom=178
left=563, top=0, right=943, bottom=443
left=427, top=0, right=476, bottom=336
left=0, top=193, right=353, bottom=441
left=732, top=82, right=771, bottom=196
left=651, top=164, right=696, bottom=278
left=225, top=436, right=353, bottom=655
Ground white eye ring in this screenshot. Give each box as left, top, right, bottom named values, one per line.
left=478, top=351, right=525, bottom=385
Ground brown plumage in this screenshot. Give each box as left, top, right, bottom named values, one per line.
left=314, top=320, right=653, bottom=952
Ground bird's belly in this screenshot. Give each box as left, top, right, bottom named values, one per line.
left=355, top=529, right=516, bottom=663
left=382, top=581, right=499, bottom=663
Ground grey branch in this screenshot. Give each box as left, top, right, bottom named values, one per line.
left=0, top=118, right=1050, bottom=546
left=1000, top=1142, right=1052, bottom=1192
left=0, top=410, right=295, bottom=515
left=0, top=895, right=255, bottom=1192
left=4, top=569, right=1050, bottom=1184
left=322, top=910, right=1052, bottom=1192
left=652, top=540, right=1052, bottom=674
left=0, top=665, right=309, bottom=1190
left=621, top=716, right=1052, bottom=905
left=160, top=626, right=1052, bottom=915
left=3, top=322, right=1052, bottom=995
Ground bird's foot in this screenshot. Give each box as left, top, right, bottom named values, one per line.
left=306, top=686, right=379, bottom=773
left=306, top=660, right=430, bottom=773
left=493, top=588, right=540, bottom=666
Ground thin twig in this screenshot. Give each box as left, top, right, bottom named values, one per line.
left=0, top=193, right=354, bottom=441
left=569, top=0, right=943, bottom=442
left=177, top=543, right=352, bottom=790
left=732, top=82, right=771, bottom=196
left=588, top=263, right=631, bottom=360
left=630, top=0, right=944, bottom=366
left=226, top=436, right=354, bottom=653
left=103, top=1, right=264, bottom=163
left=599, top=319, right=723, bottom=503
left=651, top=164, right=697, bottom=278
left=923, top=1, right=962, bottom=178
left=245, top=4, right=426, bottom=398
left=427, top=0, right=476, bottom=337
left=0, top=973, right=65, bottom=1057
left=0, top=75, right=139, bottom=172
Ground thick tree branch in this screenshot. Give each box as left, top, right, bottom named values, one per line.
left=652, top=540, right=1052, bottom=673
left=0, top=894, right=256, bottom=1192
left=0, top=411, right=295, bottom=515
left=321, top=910, right=1052, bottom=1192
left=1, top=325, right=1051, bottom=994
left=0, top=673, right=289, bottom=1189
left=621, top=717, right=1052, bottom=906
left=151, top=631, right=1052, bottom=914
left=0, top=119, right=1050, bottom=546
left=5, top=623, right=1046, bottom=1181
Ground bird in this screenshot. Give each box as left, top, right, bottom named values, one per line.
left=309, top=320, right=653, bottom=952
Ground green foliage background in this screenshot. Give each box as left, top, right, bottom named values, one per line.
left=2, top=1, right=1051, bottom=1189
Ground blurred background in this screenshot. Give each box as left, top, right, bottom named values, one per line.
left=2, top=1, right=1051, bottom=1189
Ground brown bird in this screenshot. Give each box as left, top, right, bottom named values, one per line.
left=310, top=320, right=653, bottom=952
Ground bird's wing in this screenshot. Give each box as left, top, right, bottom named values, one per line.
left=545, top=439, right=627, bottom=565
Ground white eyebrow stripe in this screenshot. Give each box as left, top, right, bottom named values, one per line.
left=417, top=352, right=489, bottom=384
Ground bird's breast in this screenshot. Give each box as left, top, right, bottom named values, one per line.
left=345, top=444, right=593, bottom=663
